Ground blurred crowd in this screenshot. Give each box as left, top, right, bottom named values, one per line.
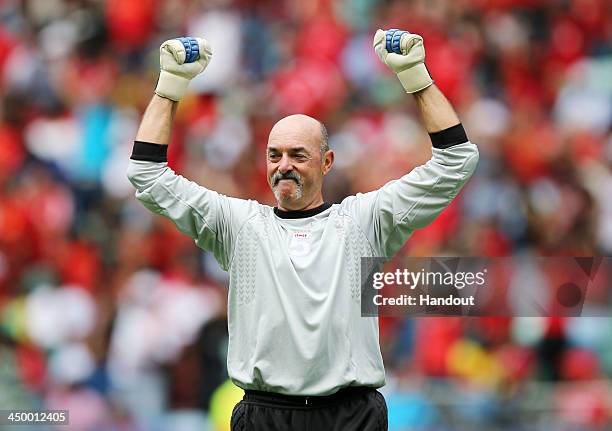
left=0, top=0, right=611, bottom=429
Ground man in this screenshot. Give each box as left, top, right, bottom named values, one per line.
left=127, top=29, right=478, bottom=430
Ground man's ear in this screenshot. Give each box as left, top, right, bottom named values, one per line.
left=322, top=150, right=334, bottom=175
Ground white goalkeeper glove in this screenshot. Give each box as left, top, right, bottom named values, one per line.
left=155, top=37, right=212, bottom=101
left=373, top=29, right=434, bottom=94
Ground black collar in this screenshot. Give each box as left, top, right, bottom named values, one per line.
left=274, top=203, right=332, bottom=219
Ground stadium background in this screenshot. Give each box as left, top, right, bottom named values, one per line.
left=0, top=0, right=611, bottom=429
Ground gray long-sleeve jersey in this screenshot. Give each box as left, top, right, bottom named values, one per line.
left=127, top=140, right=479, bottom=395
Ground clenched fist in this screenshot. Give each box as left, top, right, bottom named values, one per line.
left=155, top=37, right=213, bottom=101
left=373, top=29, right=433, bottom=94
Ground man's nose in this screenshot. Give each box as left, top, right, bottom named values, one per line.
left=278, top=154, right=293, bottom=173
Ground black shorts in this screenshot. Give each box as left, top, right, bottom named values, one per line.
left=230, top=386, right=388, bottom=431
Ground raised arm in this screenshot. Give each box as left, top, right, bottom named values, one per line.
left=135, top=95, right=177, bottom=145
left=127, top=37, right=257, bottom=270
left=342, top=29, right=479, bottom=258
left=135, top=37, right=211, bottom=145
left=413, top=84, right=460, bottom=132
left=129, top=36, right=212, bottom=179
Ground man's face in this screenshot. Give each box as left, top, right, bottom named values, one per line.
left=266, top=116, right=332, bottom=211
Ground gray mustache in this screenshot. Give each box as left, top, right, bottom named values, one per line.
left=272, top=171, right=302, bottom=186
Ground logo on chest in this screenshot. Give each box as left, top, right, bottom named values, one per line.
left=288, top=231, right=312, bottom=257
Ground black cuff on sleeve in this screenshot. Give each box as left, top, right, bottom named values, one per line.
left=429, top=123, right=468, bottom=149
left=131, top=141, right=168, bottom=162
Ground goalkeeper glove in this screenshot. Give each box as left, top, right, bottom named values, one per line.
left=155, top=37, right=212, bottom=101
left=373, top=29, right=433, bottom=93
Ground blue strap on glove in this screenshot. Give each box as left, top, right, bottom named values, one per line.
left=385, top=29, right=408, bottom=54
left=177, top=37, right=200, bottom=63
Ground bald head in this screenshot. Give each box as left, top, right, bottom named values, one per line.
left=269, top=114, right=329, bottom=157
